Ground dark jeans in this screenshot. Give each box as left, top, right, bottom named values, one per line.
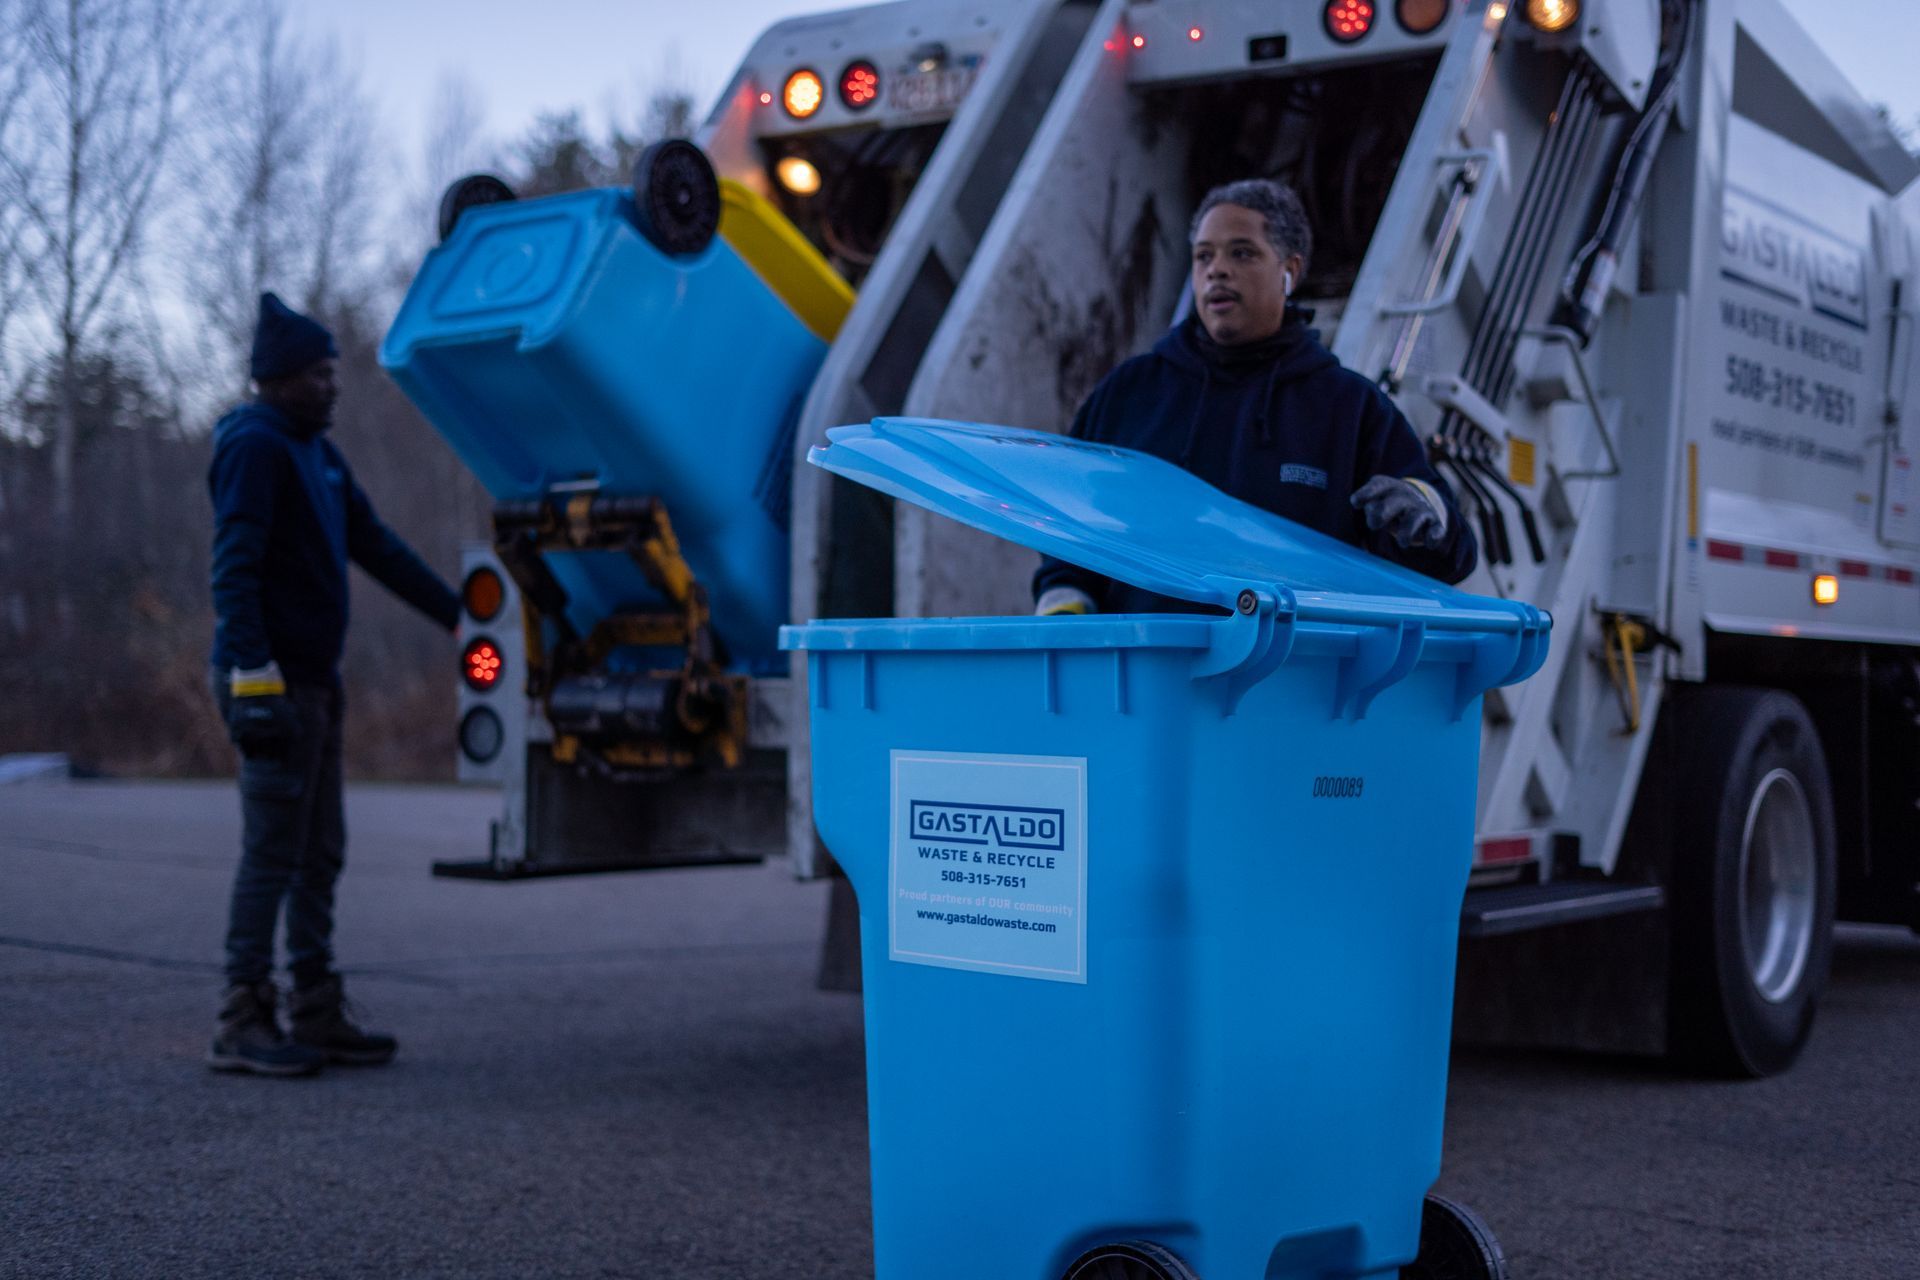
left=212, top=676, right=346, bottom=989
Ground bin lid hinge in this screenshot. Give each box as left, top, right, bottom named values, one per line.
left=1192, top=581, right=1298, bottom=715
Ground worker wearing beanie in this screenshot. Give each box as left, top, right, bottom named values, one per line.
left=205, top=292, right=459, bottom=1076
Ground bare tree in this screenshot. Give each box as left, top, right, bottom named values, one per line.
left=304, top=68, right=379, bottom=315
left=0, top=0, right=221, bottom=532
left=422, top=74, right=491, bottom=185
left=394, top=73, right=494, bottom=266
left=176, top=1, right=380, bottom=408
left=608, top=75, right=700, bottom=182
left=640, top=86, right=699, bottom=143
left=0, top=4, right=38, bottom=410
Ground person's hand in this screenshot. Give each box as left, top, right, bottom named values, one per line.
left=227, top=664, right=300, bottom=759
left=1351, top=476, right=1447, bottom=550
left=1036, top=586, right=1096, bottom=617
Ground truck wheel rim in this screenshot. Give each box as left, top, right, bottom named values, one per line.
left=1738, top=767, right=1815, bottom=1004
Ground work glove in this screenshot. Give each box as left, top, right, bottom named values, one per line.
left=226, top=662, right=299, bottom=759
left=1035, top=586, right=1096, bottom=617
left=1350, top=475, right=1448, bottom=551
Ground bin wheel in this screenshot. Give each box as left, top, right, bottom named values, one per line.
left=436, top=172, right=517, bottom=243
left=1399, top=1195, right=1508, bottom=1280
left=631, top=138, right=719, bottom=256
left=1062, top=1240, right=1199, bottom=1280
left=1667, top=686, right=1835, bottom=1077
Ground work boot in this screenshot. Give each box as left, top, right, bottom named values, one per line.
left=289, top=975, right=397, bottom=1065
left=207, top=981, right=325, bottom=1077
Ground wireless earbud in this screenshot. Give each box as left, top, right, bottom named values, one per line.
left=1283, top=270, right=1295, bottom=294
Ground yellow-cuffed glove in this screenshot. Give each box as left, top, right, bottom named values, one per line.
left=226, top=662, right=299, bottom=759
left=1035, top=587, right=1096, bottom=617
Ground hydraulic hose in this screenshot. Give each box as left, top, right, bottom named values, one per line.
left=1559, top=0, right=1698, bottom=344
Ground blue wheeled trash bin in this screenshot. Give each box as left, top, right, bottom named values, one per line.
left=781, top=419, right=1551, bottom=1280
left=380, top=163, right=828, bottom=673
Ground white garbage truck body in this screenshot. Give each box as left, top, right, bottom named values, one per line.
left=435, top=0, right=1920, bottom=1072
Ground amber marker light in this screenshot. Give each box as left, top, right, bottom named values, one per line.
left=1812, top=575, right=1839, bottom=607
left=782, top=68, right=824, bottom=119
left=1525, top=0, right=1579, bottom=32
left=775, top=155, right=822, bottom=196
left=461, top=566, right=504, bottom=622
left=1396, top=0, right=1449, bottom=35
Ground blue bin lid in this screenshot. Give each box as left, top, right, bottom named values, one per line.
left=798, top=418, right=1551, bottom=719
left=810, top=417, right=1546, bottom=635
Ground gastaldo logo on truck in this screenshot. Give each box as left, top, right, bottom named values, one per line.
left=1720, top=185, right=1868, bottom=329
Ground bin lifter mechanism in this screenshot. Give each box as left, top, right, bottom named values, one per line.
left=491, top=493, right=749, bottom=779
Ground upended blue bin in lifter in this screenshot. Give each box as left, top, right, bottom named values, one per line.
left=780, top=419, right=1551, bottom=1280
left=380, top=187, right=827, bottom=672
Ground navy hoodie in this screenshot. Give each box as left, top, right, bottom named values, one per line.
left=1033, top=310, right=1476, bottom=612
left=209, top=402, right=458, bottom=684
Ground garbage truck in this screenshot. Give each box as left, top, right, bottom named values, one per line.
left=382, top=0, right=1920, bottom=1078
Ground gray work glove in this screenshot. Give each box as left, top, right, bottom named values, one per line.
left=1350, top=475, right=1448, bottom=550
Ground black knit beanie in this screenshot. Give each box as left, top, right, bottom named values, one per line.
left=250, top=292, right=338, bottom=381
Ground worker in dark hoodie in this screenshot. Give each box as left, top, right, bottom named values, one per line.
left=1034, top=179, right=1475, bottom=615
left=206, top=293, right=459, bottom=1076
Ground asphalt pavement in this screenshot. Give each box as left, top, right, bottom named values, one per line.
left=3, top=780, right=1917, bottom=1279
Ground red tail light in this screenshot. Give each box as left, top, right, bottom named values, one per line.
left=1324, top=0, right=1376, bottom=41
left=839, top=60, right=879, bottom=110
left=463, top=638, right=503, bottom=691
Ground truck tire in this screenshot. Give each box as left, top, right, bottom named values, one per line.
left=1400, top=1195, right=1509, bottom=1280
left=1668, top=686, right=1836, bottom=1077
left=1063, top=1240, right=1199, bottom=1280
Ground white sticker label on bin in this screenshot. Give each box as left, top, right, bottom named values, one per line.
left=889, top=750, right=1088, bottom=984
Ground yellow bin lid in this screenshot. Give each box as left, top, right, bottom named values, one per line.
left=716, top=179, right=855, bottom=344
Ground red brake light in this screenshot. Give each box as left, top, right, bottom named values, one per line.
left=838, top=60, right=879, bottom=110
left=1324, top=0, right=1376, bottom=41
left=463, top=638, right=503, bottom=691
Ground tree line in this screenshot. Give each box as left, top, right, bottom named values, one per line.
left=0, top=0, right=694, bottom=778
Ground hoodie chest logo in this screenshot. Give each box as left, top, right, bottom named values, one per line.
left=1280, top=463, right=1329, bottom=491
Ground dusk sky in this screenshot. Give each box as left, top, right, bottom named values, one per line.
left=292, top=2, right=1920, bottom=168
